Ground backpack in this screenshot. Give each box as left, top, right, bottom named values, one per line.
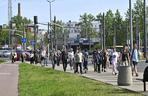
left=97, top=52, right=103, bottom=63
left=83, top=52, right=88, bottom=61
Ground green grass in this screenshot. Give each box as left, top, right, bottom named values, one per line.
left=0, top=59, right=5, bottom=64
left=19, top=63, right=143, bottom=96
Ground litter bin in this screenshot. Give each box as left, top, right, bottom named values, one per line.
left=143, top=66, right=148, bottom=91
left=117, top=66, right=133, bottom=86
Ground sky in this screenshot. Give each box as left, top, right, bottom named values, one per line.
left=0, top=0, right=141, bottom=26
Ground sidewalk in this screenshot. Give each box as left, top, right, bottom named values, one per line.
left=43, top=63, right=148, bottom=96
left=0, top=61, right=19, bottom=96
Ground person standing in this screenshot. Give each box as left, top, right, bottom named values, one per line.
left=97, top=49, right=103, bottom=73
left=30, top=51, right=34, bottom=64
left=56, top=49, right=61, bottom=66
left=11, top=48, right=17, bottom=63
left=83, top=49, right=89, bottom=73
left=51, top=49, right=57, bottom=69
left=61, top=47, right=68, bottom=72
left=74, top=47, right=83, bottom=74
left=111, top=48, right=119, bottom=75
left=121, top=45, right=130, bottom=66
left=68, top=48, right=74, bottom=70
left=102, top=48, right=108, bottom=72
left=41, top=49, right=47, bottom=66
left=92, top=49, right=97, bottom=72
left=131, top=43, right=139, bottom=77
left=21, top=53, right=24, bottom=63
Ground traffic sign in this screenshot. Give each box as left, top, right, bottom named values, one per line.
left=21, top=38, right=27, bottom=43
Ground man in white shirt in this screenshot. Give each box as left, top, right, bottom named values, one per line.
left=111, top=48, right=119, bottom=75
left=41, top=49, right=47, bottom=66
left=74, top=47, right=83, bottom=74
left=68, top=48, right=74, bottom=70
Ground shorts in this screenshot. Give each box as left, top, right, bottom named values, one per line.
left=133, top=61, right=138, bottom=66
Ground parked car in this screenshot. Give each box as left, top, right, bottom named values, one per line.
left=0, top=47, right=12, bottom=57
left=3, top=50, right=11, bottom=57
left=0, top=51, right=3, bottom=57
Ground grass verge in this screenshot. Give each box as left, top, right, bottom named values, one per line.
left=0, top=59, right=5, bottom=64
left=19, top=63, right=143, bottom=96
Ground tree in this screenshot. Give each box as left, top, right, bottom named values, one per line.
left=125, top=0, right=144, bottom=44
left=114, top=9, right=124, bottom=45
left=104, top=10, right=114, bottom=46
left=79, top=13, right=95, bottom=38
left=11, top=15, right=32, bottom=46
left=0, top=28, right=9, bottom=45
left=133, top=0, right=144, bottom=43
left=49, top=19, right=65, bottom=48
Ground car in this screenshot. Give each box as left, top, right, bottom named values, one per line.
left=0, top=47, right=12, bottom=57
left=0, top=51, right=3, bottom=57
left=3, top=50, right=11, bottom=57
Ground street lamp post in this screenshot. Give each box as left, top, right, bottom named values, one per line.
left=129, top=0, right=133, bottom=51
left=47, top=0, right=55, bottom=50
left=113, top=20, right=116, bottom=47
left=144, top=0, right=147, bottom=58
left=103, top=13, right=105, bottom=49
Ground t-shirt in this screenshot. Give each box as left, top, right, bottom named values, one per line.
left=75, top=52, right=83, bottom=63
left=111, top=51, right=118, bottom=64
left=41, top=50, right=46, bottom=57
left=132, top=49, right=139, bottom=62
left=68, top=51, right=74, bottom=59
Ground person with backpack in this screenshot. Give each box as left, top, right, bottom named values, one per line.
left=83, top=49, right=89, bottom=73
left=61, top=46, right=68, bottom=72
left=74, top=47, right=83, bottom=74
left=92, top=49, right=98, bottom=72
left=97, top=49, right=103, bottom=73
left=102, top=48, right=108, bottom=72
left=131, top=43, right=139, bottom=77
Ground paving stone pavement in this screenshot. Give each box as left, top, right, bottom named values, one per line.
left=0, top=61, right=19, bottom=96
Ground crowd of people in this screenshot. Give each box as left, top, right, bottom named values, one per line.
left=47, top=43, right=140, bottom=76
left=10, top=43, right=140, bottom=76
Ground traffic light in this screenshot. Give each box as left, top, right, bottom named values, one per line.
left=34, top=16, right=38, bottom=24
